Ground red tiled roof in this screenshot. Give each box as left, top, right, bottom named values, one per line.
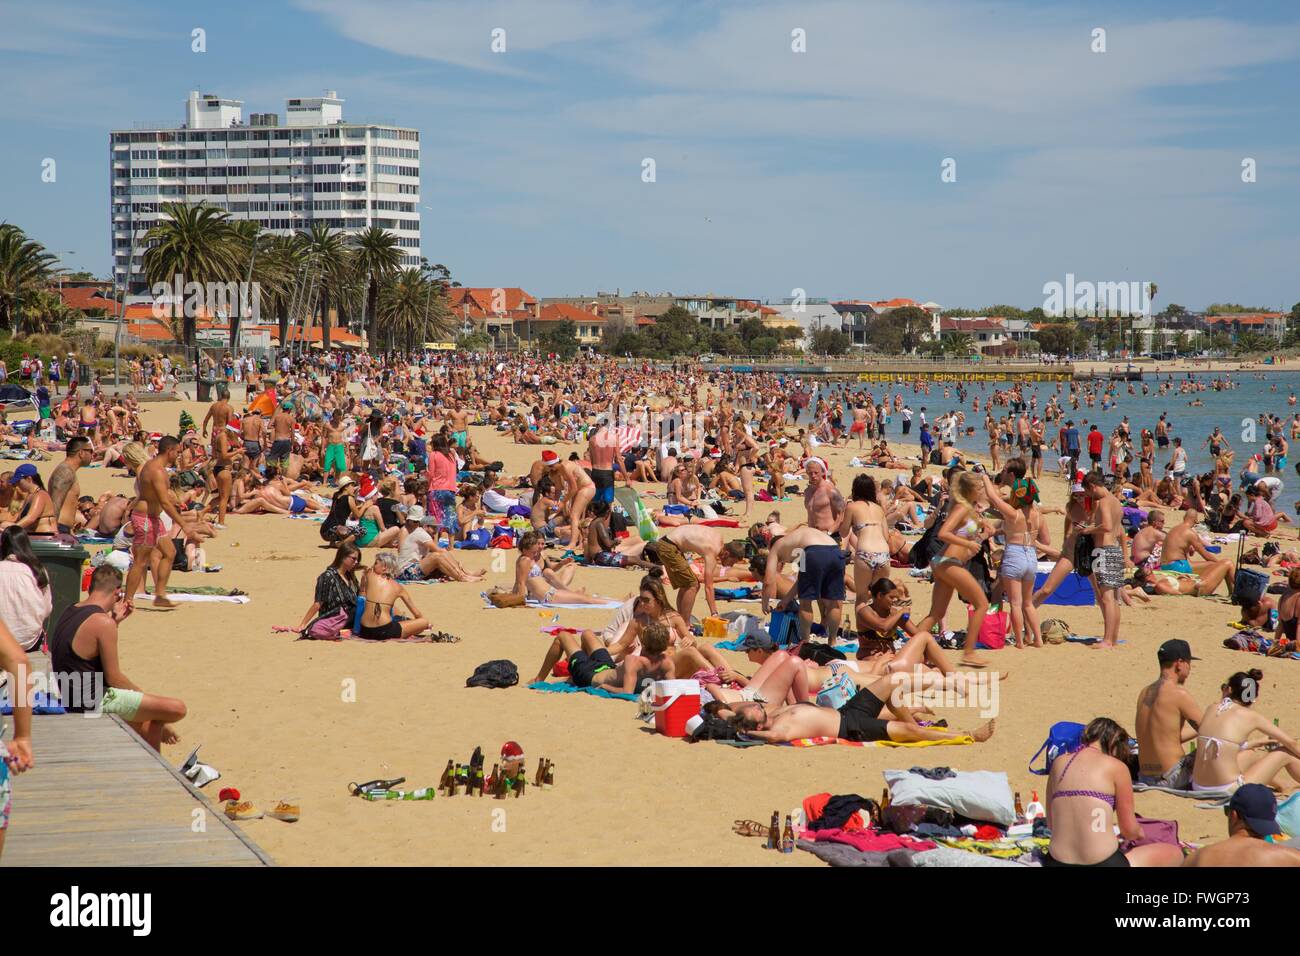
left=1205, top=313, right=1282, bottom=326
left=447, top=287, right=538, bottom=315
left=941, top=317, right=1006, bottom=333
left=56, top=285, right=115, bottom=312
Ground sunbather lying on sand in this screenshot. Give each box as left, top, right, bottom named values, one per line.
left=725, top=692, right=994, bottom=745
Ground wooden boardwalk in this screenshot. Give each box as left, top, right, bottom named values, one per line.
left=3, top=672, right=271, bottom=866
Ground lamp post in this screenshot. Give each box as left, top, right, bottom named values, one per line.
left=113, top=229, right=142, bottom=392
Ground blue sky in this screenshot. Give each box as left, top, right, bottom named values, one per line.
left=2, top=0, right=1299, bottom=311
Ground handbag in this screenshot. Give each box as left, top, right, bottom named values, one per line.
left=974, top=604, right=1008, bottom=650
left=303, top=607, right=349, bottom=640
left=1073, top=534, right=1094, bottom=577
left=489, top=589, right=526, bottom=608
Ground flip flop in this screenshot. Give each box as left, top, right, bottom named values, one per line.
left=733, top=820, right=769, bottom=837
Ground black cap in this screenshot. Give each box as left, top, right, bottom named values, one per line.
left=1229, top=784, right=1282, bottom=836
left=1157, top=639, right=1199, bottom=664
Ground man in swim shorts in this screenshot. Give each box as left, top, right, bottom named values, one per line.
left=1135, top=639, right=1202, bottom=790
left=761, top=525, right=845, bottom=646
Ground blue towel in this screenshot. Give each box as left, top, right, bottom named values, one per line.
left=713, top=637, right=857, bottom=653
left=1065, top=635, right=1126, bottom=645
left=1033, top=572, right=1095, bottom=606
left=714, top=586, right=758, bottom=600
left=527, top=680, right=640, bottom=701
left=0, top=690, right=66, bottom=715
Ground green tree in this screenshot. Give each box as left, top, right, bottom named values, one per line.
left=749, top=335, right=778, bottom=356
left=350, top=227, right=403, bottom=354
left=299, top=223, right=349, bottom=351
left=377, top=267, right=442, bottom=352
left=141, top=202, right=242, bottom=350
left=456, top=327, right=492, bottom=351
left=811, top=327, right=851, bottom=355
left=1232, top=332, right=1272, bottom=356
left=539, top=319, right=580, bottom=359
left=1035, top=324, right=1075, bottom=357
left=0, top=224, right=59, bottom=333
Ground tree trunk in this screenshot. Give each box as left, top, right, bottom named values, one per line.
left=277, top=298, right=289, bottom=351
left=367, top=278, right=379, bottom=355
left=320, top=287, right=331, bottom=352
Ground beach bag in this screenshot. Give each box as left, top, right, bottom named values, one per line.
left=1029, top=721, right=1087, bottom=776
left=815, top=669, right=857, bottom=710
left=881, top=803, right=927, bottom=835
left=1073, top=535, right=1093, bottom=577
left=488, top=589, right=525, bottom=608
left=303, top=607, right=349, bottom=641
left=466, top=659, right=519, bottom=689
left=768, top=610, right=799, bottom=646
left=1232, top=568, right=1269, bottom=608
left=974, top=604, right=1007, bottom=650
left=1122, top=817, right=1180, bottom=852
left=1041, top=619, right=1070, bottom=645
left=461, top=528, right=491, bottom=549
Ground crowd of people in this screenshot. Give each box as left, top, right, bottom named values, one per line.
left=1, top=347, right=1297, bottom=866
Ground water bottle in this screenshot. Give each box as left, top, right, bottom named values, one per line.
left=1270, top=608, right=1279, bottom=631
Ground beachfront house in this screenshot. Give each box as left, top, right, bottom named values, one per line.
left=446, top=287, right=538, bottom=349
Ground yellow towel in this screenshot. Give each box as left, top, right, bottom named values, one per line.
left=873, top=735, right=975, bottom=748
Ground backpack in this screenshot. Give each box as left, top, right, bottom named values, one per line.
left=910, top=504, right=949, bottom=569
left=1028, top=721, right=1086, bottom=775
left=466, top=659, right=519, bottom=689
left=302, top=607, right=349, bottom=641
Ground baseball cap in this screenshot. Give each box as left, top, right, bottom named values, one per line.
left=1157, top=639, right=1200, bottom=664
left=739, top=632, right=776, bottom=652
left=1228, top=784, right=1282, bottom=836
left=9, top=463, right=38, bottom=485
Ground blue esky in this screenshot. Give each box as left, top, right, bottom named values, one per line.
left=2, top=0, right=1298, bottom=311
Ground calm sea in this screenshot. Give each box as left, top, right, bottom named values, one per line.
left=801, top=371, right=1300, bottom=480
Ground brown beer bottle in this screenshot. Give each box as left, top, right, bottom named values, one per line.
left=474, top=766, right=486, bottom=796
left=487, top=763, right=500, bottom=795
left=451, top=764, right=462, bottom=796
left=767, top=812, right=780, bottom=850
left=781, top=815, right=795, bottom=854
left=534, top=757, right=547, bottom=788
left=1014, top=791, right=1025, bottom=824
left=439, top=759, right=454, bottom=792
left=515, top=771, right=526, bottom=798
left=493, top=768, right=508, bottom=799
left=543, top=760, right=554, bottom=790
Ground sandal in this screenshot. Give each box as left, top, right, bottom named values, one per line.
left=733, top=820, right=769, bottom=837
left=349, top=777, right=405, bottom=796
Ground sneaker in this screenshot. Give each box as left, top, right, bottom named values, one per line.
left=224, top=800, right=263, bottom=821
left=266, top=800, right=300, bottom=823
left=212, top=523, right=227, bottom=530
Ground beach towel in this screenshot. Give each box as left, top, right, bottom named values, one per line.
left=480, top=592, right=622, bottom=610
left=1132, top=782, right=1232, bottom=805
left=75, top=533, right=115, bottom=544
left=287, top=513, right=326, bottom=522
left=1065, top=635, right=1126, bottom=645
left=527, top=680, right=640, bottom=702
left=135, top=592, right=250, bottom=604
left=714, top=585, right=760, bottom=600
left=0, top=690, right=66, bottom=714
left=696, top=518, right=740, bottom=528
left=787, top=735, right=975, bottom=748
left=1033, top=571, right=1095, bottom=606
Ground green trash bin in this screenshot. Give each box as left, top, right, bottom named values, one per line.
left=31, top=539, right=91, bottom=633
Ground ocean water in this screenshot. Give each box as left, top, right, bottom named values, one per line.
left=803, top=372, right=1300, bottom=480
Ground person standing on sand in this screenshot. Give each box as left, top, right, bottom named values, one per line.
left=321, top=410, right=348, bottom=486
left=1078, top=471, right=1124, bottom=649
left=123, top=437, right=193, bottom=609
left=803, top=457, right=844, bottom=535
left=49, top=436, right=93, bottom=535
left=1134, top=639, right=1202, bottom=790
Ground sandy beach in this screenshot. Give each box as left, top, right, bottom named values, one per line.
left=31, top=391, right=1298, bottom=866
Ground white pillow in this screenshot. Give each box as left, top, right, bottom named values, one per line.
left=884, top=768, right=1015, bottom=827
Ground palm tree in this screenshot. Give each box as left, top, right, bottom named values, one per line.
left=227, top=220, right=263, bottom=352
left=377, top=268, right=428, bottom=352
left=350, top=227, right=403, bottom=354
left=0, top=223, right=58, bottom=333
left=141, top=202, right=241, bottom=350
left=300, top=223, right=347, bottom=351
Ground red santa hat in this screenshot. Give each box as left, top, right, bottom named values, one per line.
left=500, top=740, right=525, bottom=763
left=541, top=450, right=559, bottom=464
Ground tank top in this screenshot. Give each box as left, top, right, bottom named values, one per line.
left=49, top=603, right=108, bottom=713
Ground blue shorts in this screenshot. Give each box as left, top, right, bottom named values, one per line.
left=1161, top=559, right=1193, bottom=575
left=290, top=494, right=307, bottom=514
left=797, top=545, right=847, bottom=603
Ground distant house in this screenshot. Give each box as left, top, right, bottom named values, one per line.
left=1203, top=313, right=1285, bottom=343
left=446, top=287, right=539, bottom=348
left=939, top=316, right=1011, bottom=353
left=520, top=302, right=606, bottom=347
left=836, top=298, right=942, bottom=346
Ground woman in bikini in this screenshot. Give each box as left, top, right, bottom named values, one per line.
left=1190, top=669, right=1300, bottom=793
left=980, top=464, right=1048, bottom=648
left=912, top=471, right=993, bottom=668
left=11, top=466, right=57, bottom=538
left=604, top=573, right=742, bottom=682
left=357, top=551, right=430, bottom=640
left=1045, top=717, right=1183, bottom=867
left=839, top=474, right=892, bottom=601
left=510, top=531, right=606, bottom=606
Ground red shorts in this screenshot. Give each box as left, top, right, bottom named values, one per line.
left=130, top=512, right=164, bottom=548
left=850, top=422, right=866, bottom=434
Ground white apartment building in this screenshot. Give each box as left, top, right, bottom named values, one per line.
left=111, top=90, right=421, bottom=292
